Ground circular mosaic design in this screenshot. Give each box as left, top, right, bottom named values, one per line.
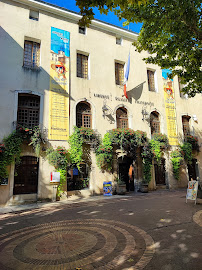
left=0, top=219, right=155, bottom=270
left=193, top=210, right=202, bottom=227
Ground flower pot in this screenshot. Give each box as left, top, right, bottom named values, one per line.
left=116, top=184, right=126, bottom=195
left=140, top=183, right=149, bottom=193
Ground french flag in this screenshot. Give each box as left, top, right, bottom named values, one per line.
left=123, top=52, right=130, bottom=99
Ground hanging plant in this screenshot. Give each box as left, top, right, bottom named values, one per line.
left=0, top=125, right=47, bottom=179
left=180, top=142, right=193, bottom=164
left=46, top=146, right=70, bottom=170
left=0, top=131, right=23, bottom=178
left=68, top=126, right=99, bottom=170
left=141, top=144, right=153, bottom=183
left=46, top=146, right=70, bottom=197
left=29, top=126, right=47, bottom=157
left=170, top=149, right=183, bottom=180
left=185, top=135, right=199, bottom=151
left=96, top=132, right=113, bottom=171
left=150, top=133, right=169, bottom=164
left=151, top=133, right=169, bottom=149
left=96, top=128, right=148, bottom=172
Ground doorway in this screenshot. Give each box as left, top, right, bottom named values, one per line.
left=118, top=156, right=133, bottom=191
left=14, top=156, right=39, bottom=195
left=187, top=159, right=199, bottom=181
left=154, top=159, right=166, bottom=185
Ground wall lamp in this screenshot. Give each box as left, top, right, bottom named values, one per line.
left=102, top=101, right=113, bottom=118
left=141, top=108, right=149, bottom=121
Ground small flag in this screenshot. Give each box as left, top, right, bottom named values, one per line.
left=123, top=52, right=130, bottom=99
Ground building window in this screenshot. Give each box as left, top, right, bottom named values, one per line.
left=77, top=53, right=88, bottom=79
left=115, top=62, right=124, bottom=85
left=79, top=26, right=86, bottom=35
left=76, top=102, right=92, bottom=128
left=178, top=77, right=188, bottom=99
left=150, top=111, right=160, bottom=135
left=147, top=70, right=155, bottom=92
left=182, top=115, right=191, bottom=136
left=29, top=10, right=39, bottom=21
left=116, top=107, right=128, bottom=129
left=17, top=94, right=40, bottom=128
left=116, top=37, right=122, bottom=45
left=23, top=40, right=40, bottom=68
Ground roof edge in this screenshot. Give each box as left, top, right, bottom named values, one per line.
left=12, top=0, right=139, bottom=40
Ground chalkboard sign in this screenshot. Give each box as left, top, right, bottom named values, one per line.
left=0, top=178, right=8, bottom=185
left=186, top=181, right=198, bottom=204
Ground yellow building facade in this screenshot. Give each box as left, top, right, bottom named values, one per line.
left=0, top=0, right=202, bottom=205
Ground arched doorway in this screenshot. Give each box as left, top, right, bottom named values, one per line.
left=14, top=156, right=39, bottom=195
left=118, top=156, right=133, bottom=192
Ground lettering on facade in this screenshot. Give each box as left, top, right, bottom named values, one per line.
left=94, top=93, right=110, bottom=99
left=115, top=97, right=128, bottom=102
left=135, top=100, right=154, bottom=107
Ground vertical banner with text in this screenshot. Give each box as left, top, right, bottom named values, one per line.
left=49, top=27, right=70, bottom=140
left=162, top=69, right=178, bottom=146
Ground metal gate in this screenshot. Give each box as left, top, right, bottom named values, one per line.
left=14, top=156, right=39, bottom=194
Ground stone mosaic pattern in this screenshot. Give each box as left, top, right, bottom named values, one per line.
left=0, top=219, right=154, bottom=270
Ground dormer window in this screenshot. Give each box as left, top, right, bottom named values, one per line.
left=29, top=10, right=39, bottom=21
left=116, top=37, right=122, bottom=45
left=79, top=26, right=86, bottom=35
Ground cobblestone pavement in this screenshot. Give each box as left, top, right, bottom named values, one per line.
left=0, top=190, right=201, bottom=270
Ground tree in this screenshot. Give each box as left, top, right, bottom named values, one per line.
left=76, top=0, right=202, bottom=97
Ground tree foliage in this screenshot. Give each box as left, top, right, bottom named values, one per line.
left=76, top=0, right=202, bottom=96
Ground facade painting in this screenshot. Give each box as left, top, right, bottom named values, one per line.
left=49, top=27, right=70, bottom=140
left=162, top=69, right=178, bottom=146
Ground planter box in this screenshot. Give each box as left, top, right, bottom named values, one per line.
left=140, top=183, right=149, bottom=193
left=116, top=184, right=126, bottom=195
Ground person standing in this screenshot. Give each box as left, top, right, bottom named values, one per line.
left=128, top=163, right=134, bottom=191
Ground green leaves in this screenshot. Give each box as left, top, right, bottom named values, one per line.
left=170, top=149, right=183, bottom=180
left=76, top=0, right=202, bottom=96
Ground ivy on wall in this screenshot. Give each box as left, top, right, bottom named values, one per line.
left=1, top=124, right=199, bottom=193
left=0, top=125, right=46, bottom=179
left=170, top=149, right=183, bottom=180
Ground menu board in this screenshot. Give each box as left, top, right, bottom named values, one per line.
left=186, top=181, right=198, bottom=204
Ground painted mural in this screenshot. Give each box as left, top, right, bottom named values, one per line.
left=49, top=27, right=70, bottom=140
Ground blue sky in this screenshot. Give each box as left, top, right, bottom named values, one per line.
left=45, top=0, right=142, bottom=33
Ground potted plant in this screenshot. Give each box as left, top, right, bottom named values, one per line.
left=140, top=180, right=149, bottom=193
left=115, top=177, right=126, bottom=195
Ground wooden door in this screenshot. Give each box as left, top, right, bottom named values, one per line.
left=154, top=159, right=166, bottom=185
left=14, top=156, right=39, bottom=194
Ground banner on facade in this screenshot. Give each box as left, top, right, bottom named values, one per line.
left=186, top=180, right=198, bottom=204
left=162, top=69, right=178, bottom=145
left=103, top=181, right=112, bottom=196
left=49, top=27, right=70, bottom=140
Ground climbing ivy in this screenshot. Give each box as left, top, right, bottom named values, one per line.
left=170, top=149, right=183, bottom=180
